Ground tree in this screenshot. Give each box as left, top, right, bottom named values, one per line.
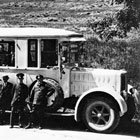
left=88, top=0, right=140, bottom=41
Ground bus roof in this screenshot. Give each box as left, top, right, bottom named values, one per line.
left=0, top=28, right=84, bottom=39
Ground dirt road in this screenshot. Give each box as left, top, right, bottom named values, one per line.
left=1, top=116, right=140, bottom=140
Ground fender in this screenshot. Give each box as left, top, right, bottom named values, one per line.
left=74, top=86, right=127, bottom=121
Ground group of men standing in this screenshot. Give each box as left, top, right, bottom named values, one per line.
left=0, top=73, right=54, bottom=129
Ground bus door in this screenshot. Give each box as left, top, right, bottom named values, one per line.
left=59, top=42, right=80, bottom=98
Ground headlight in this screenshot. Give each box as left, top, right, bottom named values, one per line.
left=129, top=88, right=135, bottom=95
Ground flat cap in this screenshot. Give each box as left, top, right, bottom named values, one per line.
left=16, top=73, right=24, bottom=79
left=36, top=74, right=44, bottom=80
left=2, top=75, right=9, bottom=80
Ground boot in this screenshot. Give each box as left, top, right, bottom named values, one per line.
left=9, top=125, right=13, bottom=128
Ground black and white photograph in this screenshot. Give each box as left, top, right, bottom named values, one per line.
left=0, top=0, right=140, bottom=140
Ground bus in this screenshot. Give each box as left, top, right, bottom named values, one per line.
left=0, top=28, right=134, bottom=133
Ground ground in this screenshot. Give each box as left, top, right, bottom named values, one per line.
left=1, top=116, right=140, bottom=140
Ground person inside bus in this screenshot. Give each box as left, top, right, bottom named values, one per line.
left=0, top=75, right=13, bottom=125
left=7, top=46, right=15, bottom=66
left=0, top=45, right=7, bottom=66
left=25, top=74, right=54, bottom=129
left=10, top=73, right=28, bottom=128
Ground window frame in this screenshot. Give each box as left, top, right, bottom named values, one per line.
left=27, top=39, right=38, bottom=68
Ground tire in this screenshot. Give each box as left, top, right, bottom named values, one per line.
left=44, top=78, right=64, bottom=112
left=82, top=97, right=120, bottom=133
left=30, top=78, right=64, bottom=113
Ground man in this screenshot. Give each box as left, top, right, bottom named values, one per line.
left=0, top=75, right=13, bottom=124
left=25, top=74, right=54, bottom=129
left=10, top=73, right=28, bottom=128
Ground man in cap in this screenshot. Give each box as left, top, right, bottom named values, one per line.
left=0, top=75, right=13, bottom=124
left=25, top=74, right=54, bottom=129
left=10, top=73, right=28, bottom=128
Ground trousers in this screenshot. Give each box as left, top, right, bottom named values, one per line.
left=10, top=105, right=24, bottom=126
left=28, top=104, right=45, bottom=127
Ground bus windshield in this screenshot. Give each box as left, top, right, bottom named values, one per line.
left=60, top=42, right=85, bottom=67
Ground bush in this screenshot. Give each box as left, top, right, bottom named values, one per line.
left=82, top=36, right=140, bottom=86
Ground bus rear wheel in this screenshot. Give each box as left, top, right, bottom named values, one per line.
left=82, top=97, right=120, bottom=133
left=44, top=78, right=64, bottom=112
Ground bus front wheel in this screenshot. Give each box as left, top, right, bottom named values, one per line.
left=82, top=97, right=120, bottom=133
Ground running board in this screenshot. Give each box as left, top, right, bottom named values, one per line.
left=5, top=110, right=74, bottom=117
left=46, top=112, right=74, bottom=116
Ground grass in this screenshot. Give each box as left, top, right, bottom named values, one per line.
left=0, top=0, right=122, bottom=34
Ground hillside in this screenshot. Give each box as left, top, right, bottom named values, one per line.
left=0, top=0, right=123, bottom=36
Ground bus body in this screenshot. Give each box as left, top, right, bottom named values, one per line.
left=0, top=28, right=132, bottom=133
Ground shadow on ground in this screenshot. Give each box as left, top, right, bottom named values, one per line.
left=2, top=113, right=140, bottom=137
left=43, top=116, right=140, bottom=137
left=114, top=120, right=140, bottom=137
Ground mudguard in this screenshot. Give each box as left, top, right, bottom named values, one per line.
left=74, top=86, right=127, bottom=121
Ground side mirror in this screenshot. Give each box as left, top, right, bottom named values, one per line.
left=61, top=57, right=66, bottom=63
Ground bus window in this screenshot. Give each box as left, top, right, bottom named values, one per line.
left=70, top=44, right=79, bottom=63
left=40, top=39, right=58, bottom=67
left=60, top=42, right=79, bottom=65
left=28, top=39, right=38, bottom=67
left=0, top=41, right=15, bottom=67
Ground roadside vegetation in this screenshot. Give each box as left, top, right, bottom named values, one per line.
left=86, top=0, right=140, bottom=87
left=82, top=34, right=140, bottom=88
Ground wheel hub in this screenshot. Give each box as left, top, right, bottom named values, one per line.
left=97, top=113, right=102, bottom=118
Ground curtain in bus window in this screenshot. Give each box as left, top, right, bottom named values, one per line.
left=28, top=39, right=38, bottom=67
left=41, top=39, right=58, bottom=67
left=0, top=41, right=15, bottom=67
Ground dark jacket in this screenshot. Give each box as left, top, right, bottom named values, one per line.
left=29, top=81, right=54, bottom=106
left=11, top=83, right=28, bottom=107
left=0, top=82, right=13, bottom=109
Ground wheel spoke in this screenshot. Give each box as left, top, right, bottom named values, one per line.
left=100, top=106, right=105, bottom=114
left=103, top=113, right=110, bottom=117
left=91, top=110, right=98, bottom=118
left=96, top=118, right=101, bottom=124
left=101, top=117, right=108, bottom=124
left=91, top=114, right=97, bottom=117
left=91, top=110, right=96, bottom=115
left=100, top=106, right=110, bottom=117
left=94, top=106, right=100, bottom=114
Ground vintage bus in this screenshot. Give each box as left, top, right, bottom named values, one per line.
left=0, top=28, right=134, bottom=133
